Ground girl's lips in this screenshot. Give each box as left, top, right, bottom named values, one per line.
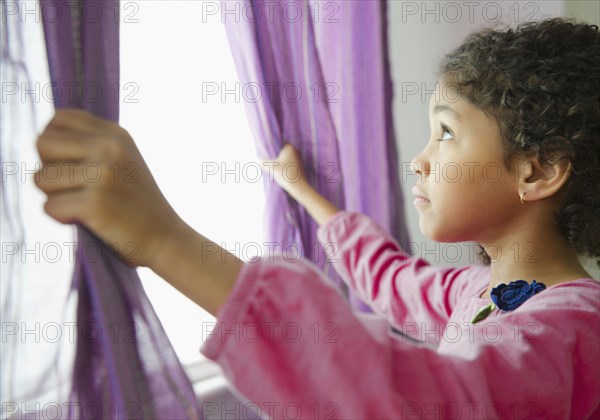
left=413, top=197, right=430, bottom=206
left=411, top=186, right=430, bottom=206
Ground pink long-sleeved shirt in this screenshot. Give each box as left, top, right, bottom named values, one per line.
left=200, top=211, right=600, bottom=419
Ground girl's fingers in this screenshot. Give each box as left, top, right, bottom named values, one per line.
left=37, top=128, right=90, bottom=163
left=43, top=188, right=89, bottom=225
left=37, top=109, right=116, bottom=163
left=34, top=162, right=92, bottom=194
left=48, top=108, right=107, bottom=133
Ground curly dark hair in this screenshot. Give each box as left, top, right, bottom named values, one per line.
left=435, top=17, right=600, bottom=268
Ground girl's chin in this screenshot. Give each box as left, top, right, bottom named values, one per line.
left=419, top=220, right=464, bottom=243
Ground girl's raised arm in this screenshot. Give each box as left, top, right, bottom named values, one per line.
left=263, top=144, right=488, bottom=336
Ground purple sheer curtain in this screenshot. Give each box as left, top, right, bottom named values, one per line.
left=224, top=0, right=411, bottom=311
left=41, top=1, right=201, bottom=418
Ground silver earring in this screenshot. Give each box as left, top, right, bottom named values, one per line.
left=519, top=192, right=527, bottom=204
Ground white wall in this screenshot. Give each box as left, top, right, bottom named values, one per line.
left=565, top=0, right=600, bottom=25
left=388, top=1, right=600, bottom=278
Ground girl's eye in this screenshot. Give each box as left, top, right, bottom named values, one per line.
left=437, top=124, right=454, bottom=141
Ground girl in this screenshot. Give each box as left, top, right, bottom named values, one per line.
left=35, top=17, right=599, bottom=419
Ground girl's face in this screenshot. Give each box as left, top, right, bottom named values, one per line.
left=411, top=80, right=520, bottom=244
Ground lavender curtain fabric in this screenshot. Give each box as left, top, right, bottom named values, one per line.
left=224, top=0, right=411, bottom=311
left=41, top=1, right=201, bottom=418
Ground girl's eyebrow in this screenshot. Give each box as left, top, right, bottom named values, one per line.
left=433, top=104, right=461, bottom=120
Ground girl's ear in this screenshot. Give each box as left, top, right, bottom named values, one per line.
left=518, top=156, right=572, bottom=202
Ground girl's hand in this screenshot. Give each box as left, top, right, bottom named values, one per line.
left=34, top=109, right=184, bottom=267
left=260, top=143, right=309, bottom=194
left=261, top=143, right=339, bottom=226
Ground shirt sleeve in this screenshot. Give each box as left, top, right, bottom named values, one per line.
left=200, top=255, right=600, bottom=419
left=317, top=211, right=489, bottom=340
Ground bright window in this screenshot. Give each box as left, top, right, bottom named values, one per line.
left=119, top=2, right=265, bottom=365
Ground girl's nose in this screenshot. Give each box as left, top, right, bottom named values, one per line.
left=410, top=154, right=429, bottom=177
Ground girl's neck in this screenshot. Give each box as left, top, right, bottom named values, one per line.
left=479, top=220, right=592, bottom=299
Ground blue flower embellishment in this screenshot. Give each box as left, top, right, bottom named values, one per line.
left=491, top=279, right=546, bottom=311
left=471, top=280, right=547, bottom=324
